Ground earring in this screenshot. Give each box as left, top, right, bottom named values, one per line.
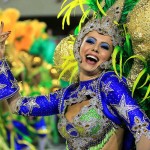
left=100, top=59, right=112, bottom=70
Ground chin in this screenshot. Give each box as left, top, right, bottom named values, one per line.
left=82, top=66, right=101, bottom=75
left=80, top=60, right=101, bottom=73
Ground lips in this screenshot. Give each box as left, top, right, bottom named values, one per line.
left=86, top=54, right=99, bottom=62
left=85, top=54, right=99, bottom=65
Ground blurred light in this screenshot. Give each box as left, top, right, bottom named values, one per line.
left=3, top=0, right=9, bottom=2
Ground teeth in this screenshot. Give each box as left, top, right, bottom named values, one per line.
left=86, top=55, right=98, bottom=61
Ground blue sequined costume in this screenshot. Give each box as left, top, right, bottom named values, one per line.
left=0, top=59, right=150, bottom=150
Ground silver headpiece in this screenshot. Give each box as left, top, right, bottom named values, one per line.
left=74, top=0, right=125, bottom=62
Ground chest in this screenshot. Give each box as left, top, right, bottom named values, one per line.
left=58, top=94, right=118, bottom=149
left=65, top=99, right=90, bottom=123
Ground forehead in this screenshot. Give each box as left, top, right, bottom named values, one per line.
left=84, top=30, right=113, bottom=43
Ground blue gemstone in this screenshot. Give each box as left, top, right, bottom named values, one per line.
left=66, top=123, right=74, bottom=131
left=70, top=130, right=78, bottom=137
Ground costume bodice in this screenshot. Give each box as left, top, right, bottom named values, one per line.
left=58, top=95, right=119, bottom=149
left=13, top=71, right=150, bottom=150
left=57, top=72, right=120, bottom=149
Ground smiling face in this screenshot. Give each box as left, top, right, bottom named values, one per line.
left=79, top=30, right=113, bottom=80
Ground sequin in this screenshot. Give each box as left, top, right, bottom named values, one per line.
left=0, top=60, right=9, bottom=77
left=0, top=83, right=6, bottom=89
left=111, top=94, right=139, bottom=123
left=127, top=0, right=150, bottom=87
left=0, top=59, right=19, bottom=101
left=23, top=97, right=40, bottom=114
left=101, top=81, right=114, bottom=97
left=132, top=116, right=150, bottom=142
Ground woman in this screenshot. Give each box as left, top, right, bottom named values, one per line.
left=0, top=0, right=150, bottom=150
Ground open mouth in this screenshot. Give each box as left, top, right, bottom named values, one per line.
left=86, top=55, right=99, bottom=65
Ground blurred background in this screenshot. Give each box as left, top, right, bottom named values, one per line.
left=0, top=0, right=82, bottom=150
left=0, top=0, right=81, bottom=35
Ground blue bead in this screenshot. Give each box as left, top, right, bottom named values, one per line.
left=66, top=123, right=74, bottom=131
left=70, top=130, right=79, bottom=137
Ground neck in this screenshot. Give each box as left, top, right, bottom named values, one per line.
left=79, top=70, right=103, bottom=81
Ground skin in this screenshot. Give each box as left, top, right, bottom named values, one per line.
left=79, top=30, right=113, bottom=81
left=66, top=30, right=113, bottom=122
left=0, top=22, right=150, bottom=150
left=0, top=22, right=11, bottom=58
left=1, top=101, right=14, bottom=131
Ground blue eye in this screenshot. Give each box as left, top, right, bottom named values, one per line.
left=85, top=38, right=95, bottom=44
left=100, top=42, right=110, bottom=50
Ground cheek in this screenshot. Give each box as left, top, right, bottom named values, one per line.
left=100, top=51, right=112, bottom=61
left=80, top=44, right=88, bottom=57
left=79, top=48, right=83, bottom=59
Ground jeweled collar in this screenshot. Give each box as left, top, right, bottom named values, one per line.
left=78, top=71, right=106, bottom=90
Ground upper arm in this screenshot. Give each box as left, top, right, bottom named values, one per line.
left=0, top=58, right=63, bottom=117
left=101, top=73, right=150, bottom=143
left=6, top=87, right=61, bottom=116
left=9, top=89, right=63, bottom=117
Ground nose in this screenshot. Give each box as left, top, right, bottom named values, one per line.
left=92, top=44, right=99, bottom=53
left=92, top=49, right=99, bottom=53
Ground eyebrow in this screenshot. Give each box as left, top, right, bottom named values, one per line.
left=87, top=36, right=111, bottom=47
left=87, top=36, right=97, bottom=41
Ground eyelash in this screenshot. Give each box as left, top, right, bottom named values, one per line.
left=86, top=38, right=95, bottom=44
left=85, top=38, right=110, bottom=50
left=100, top=43, right=109, bottom=50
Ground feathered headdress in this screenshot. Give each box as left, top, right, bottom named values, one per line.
left=55, top=0, right=150, bottom=116
left=126, top=0, right=150, bottom=116
left=55, top=0, right=140, bottom=83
